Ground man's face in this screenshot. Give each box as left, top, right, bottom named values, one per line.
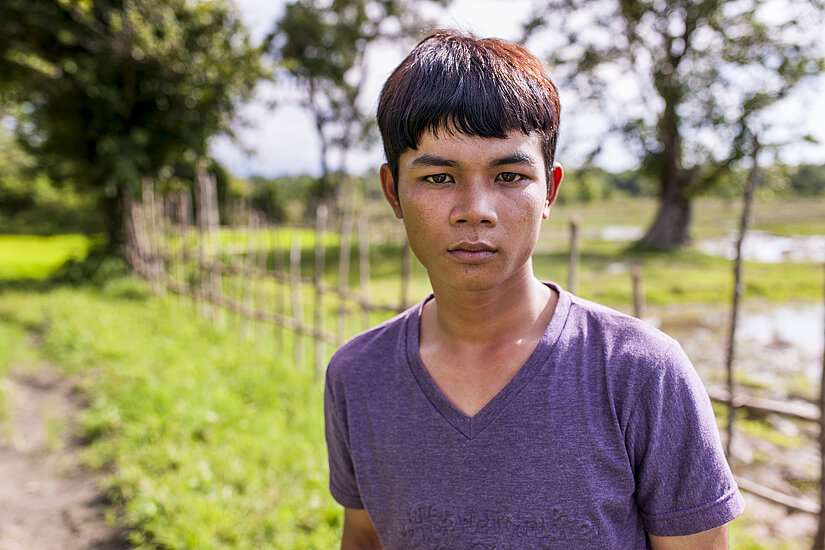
left=380, top=130, right=562, bottom=294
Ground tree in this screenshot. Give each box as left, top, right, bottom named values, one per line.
left=524, top=0, right=824, bottom=250
left=267, top=0, right=448, bottom=206
left=0, top=126, right=101, bottom=233
left=0, top=0, right=261, bottom=249
left=788, top=163, right=825, bottom=196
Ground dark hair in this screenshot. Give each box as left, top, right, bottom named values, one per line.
left=377, top=30, right=561, bottom=186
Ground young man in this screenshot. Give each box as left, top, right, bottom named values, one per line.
left=324, top=31, right=744, bottom=549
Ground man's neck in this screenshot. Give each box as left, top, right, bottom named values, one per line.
left=423, top=272, right=555, bottom=350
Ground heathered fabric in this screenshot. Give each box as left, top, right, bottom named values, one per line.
left=324, top=283, right=744, bottom=549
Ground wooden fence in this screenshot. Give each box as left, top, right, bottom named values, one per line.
left=122, top=167, right=825, bottom=537
left=124, top=166, right=413, bottom=380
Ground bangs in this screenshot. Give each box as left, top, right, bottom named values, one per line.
left=378, top=32, right=560, bottom=176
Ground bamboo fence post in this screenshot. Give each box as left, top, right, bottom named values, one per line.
left=290, top=231, right=305, bottom=369
left=174, top=193, right=185, bottom=301
left=207, top=169, right=223, bottom=327
left=151, top=180, right=164, bottom=292
left=161, top=193, right=169, bottom=290
left=142, top=177, right=153, bottom=288
left=178, top=190, right=193, bottom=306
left=338, top=199, right=354, bottom=340
left=240, top=209, right=257, bottom=339
left=228, top=204, right=241, bottom=331
left=168, top=193, right=184, bottom=303
left=631, top=264, right=645, bottom=319
left=197, top=192, right=207, bottom=319
left=184, top=189, right=200, bottom=314
left=122, top=193, right=143, bottom=275
left=358, top=214, right=371, bottom=330
left=142, top=177, right=161, bottom=294
left=814, top=258, right=825, bottom=549
left=195, top=166, right=210, bottom=321
left=725, top=135, right=760, bottom=461
left=256, top=215, right=268, bottom=344
left=568, top=216, right=581, bottom=295
left=401, top=237, right=411, bottom=311
left=158, top=187, right=168, bottom=292
left=131, top=188, right=152, bottom=280
left=314, top=204, right=328, bottom=379
left=273, top=223, right=286, bottom=350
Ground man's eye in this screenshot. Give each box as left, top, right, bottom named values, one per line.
left=497, top=172, right=523, bottom=183
left=424, top=174, right=452, bottom=184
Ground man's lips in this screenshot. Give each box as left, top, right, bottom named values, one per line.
left=447, top=242, right=497, bottom=263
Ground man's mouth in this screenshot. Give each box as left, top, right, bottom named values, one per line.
left=447, top=241, right=497, bottom=263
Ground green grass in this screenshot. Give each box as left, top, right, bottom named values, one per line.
left=531, top=196, right=824, bottom=308
left=730, top=517, right=802, bottom=550
left=0, top=276, right=342, bottom=549
left=0, top=234, right=104, bottom=280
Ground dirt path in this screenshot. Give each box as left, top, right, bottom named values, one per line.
left=0, top=365, right=129, bottom=550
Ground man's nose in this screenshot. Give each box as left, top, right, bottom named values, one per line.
left=449, top=180, right=497, bottom=226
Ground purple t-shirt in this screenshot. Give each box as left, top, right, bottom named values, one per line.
left=325, top=283, right=744, bottom=549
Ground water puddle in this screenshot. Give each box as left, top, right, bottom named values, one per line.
left=653, top=302, right=824, bottom=399
left=600, top=226, right=644, bottom=242
left=736, top=303, right=825, bottom=385
left=698, top=231, right=825, bottom=263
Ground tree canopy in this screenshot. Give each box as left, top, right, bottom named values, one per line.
left=524, top=0, right=824, bottom=249
left=0, top=0, right=262, bottom=246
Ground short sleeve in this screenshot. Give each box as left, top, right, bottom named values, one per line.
left=625, top=345, right=745, bottom=536
left=324, top=367, right=365, bottom=509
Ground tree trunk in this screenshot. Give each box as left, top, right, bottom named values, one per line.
left=637, top=189, right=692, bottom=250
left=639, top=79, right=692, bottom=251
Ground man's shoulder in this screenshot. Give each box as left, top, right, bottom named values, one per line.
left=568, top=293, right=671, bottom=340
left=564, top=292, right=688, bottom=372
left=326, top=302, right=418, bottom=382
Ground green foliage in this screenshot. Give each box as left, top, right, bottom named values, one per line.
left=606, top=170, right=658, bottom=198
left=558, top=167, right=617, bottom=203
left=0, top=128, right=102, bottom=233
left=232, top=175, right=290, bottom=223
left=787, top=163, right=825, bottom=196
left=0, top=0, right=263, bottom=244
left=524, top=0, right=825, bottom=249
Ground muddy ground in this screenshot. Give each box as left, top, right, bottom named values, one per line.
left=651, top=300, right=825, bottom=547
left=0, top=364, right=128, bottom=549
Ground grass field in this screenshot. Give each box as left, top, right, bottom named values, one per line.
left=0, top=274, right=340, bottom=549
left=0, top=234, right=104, bottom=280
left=0, top=195, right=822, bottom=548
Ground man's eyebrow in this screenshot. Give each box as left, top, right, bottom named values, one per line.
left=489, top=153, right=539, bottom=168
left=409, top=154, right=458, bottom=168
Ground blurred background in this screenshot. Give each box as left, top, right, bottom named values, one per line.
left=0, top=0, right=824, bottom=548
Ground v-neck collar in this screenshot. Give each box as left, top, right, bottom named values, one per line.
left=405, top=282, right=572, bottom=440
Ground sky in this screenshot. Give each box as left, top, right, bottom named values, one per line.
left=209, top=0, right=825, bottom=179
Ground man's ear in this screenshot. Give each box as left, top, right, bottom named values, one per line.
left=543, top=163, right=563, bottom=219
left=380, top=164, right=403, bottom=219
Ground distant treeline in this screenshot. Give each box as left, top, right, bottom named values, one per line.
left=228, top=162, right=825, bottom=224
